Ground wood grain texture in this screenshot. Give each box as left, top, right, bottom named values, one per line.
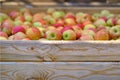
left=0, top=62, right=120, bottom=80
left=0, top=6, right=120, bottom=14
left=0, top=41, right=120, bottom=62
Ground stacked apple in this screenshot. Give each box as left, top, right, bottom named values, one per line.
left=0, top=8, right=120, bottom=41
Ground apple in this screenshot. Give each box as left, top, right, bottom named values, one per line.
left=33, top=13, right=42, bottom=22
left=40, top=19, right=47, bottom=25
left=101, top=16, right=108, bottom=22
left=47, top=8, right=55, bottom=14
left=65, top=12, right=76, bottom=20
left=12, top=26, right=26, bottom=34
left=46, top=26, right=56, bottom=30
left=45, top=29, right=62, bottom=40
left=117, top=19, right=120, bottom=25
left=100, top=10, right=110, bottom=17
left=23, top=21, right=32, bottom=26
left=0, top=31, right=8, bottom=38
left=92, top=13, right=100, bottom=21
left=59, top=11, right=65, bottom=17
left=56, top=19, right=64, bottom=25
left=24, top=14, right=33, bottom=22
left=82, top=30, right=96, bottom=37
left=33, top=22, right=42, bottom=27
left=61, top=26, right=73, bottom=34
left=72, top=25, right=82, bottom=31
left=107, top=14, right=114, bottom=18
left=14, top=20, right=23, bottom=26
left=94, top=19, right=106, bottom=27
left=63, top=30, right=76, bottom=40
left=52, top=11, right=64, bottom=19
left=107, top=18, right=117, bottom=26
left=84, top=13, right=93, bottom=21
left=56, top=26, right=63, bottom=31
left=0, top=36, right=7, bottom=40
left=54, top=23, right=63, bottom=28
left=77, top=23, right=84, bottom=29
left=15, top=15, right=25, bottom=22
left=2, top=19, right=14, bottom=35
left=26, top=27, right=41, bottom=40
left=84, top=24, right=96, bottom=30
left=83, top=20, right=92, bottom=27
left=97, top=26, right=107, bottom=32
left=8, top=35, right=14, bottom=40
left=9, top=11, right=19, bottom=19
left=95, top=29, right=110, bottom=40
left=80, top=34, right=94, bottom=40
left=109, top=26, right=120, bottom=39
left=64, top=18, right=76, bottom=25
left=43, top=15, right=52, bottom=21
left=76, top=12, right=86, bottom=18
left=0, top=13, right=8, bottom=24
left=88, top=28, right=97, bottom=33
left=49, top=18, right=56, bottom=25
left=22, top=38, right=31, bottom=40
left=74, top=29, right=82, bottom=39
left=13, top=32, right=26, bottom=40
left=36, top=27, right=46, bottom=37
left=76, top=16, right=85, bottom=23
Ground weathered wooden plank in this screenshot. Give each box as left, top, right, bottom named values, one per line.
left=1, top=6, right=120, bottom=14
left=0, top=41, right=120, bottom=62
left=0, top=62, right=120, bottom=80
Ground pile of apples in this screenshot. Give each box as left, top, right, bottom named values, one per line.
left=0, top=8, right=120, bottom=41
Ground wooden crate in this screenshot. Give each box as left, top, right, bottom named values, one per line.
left=0, top=7, right=120, bottom=80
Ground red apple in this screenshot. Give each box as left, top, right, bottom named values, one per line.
left=2, top=19, right=14, bottom=35
left=77, top=23, right=84, bottom=29
left=65, top=12, right=76, bottom=20
left=26, top=27, right=41, bottom=40
left=83, top=20, right=92, bottom=27
left=0, top=31, right=8, bottom=38
left=80, top=34, right=94, bottom=41
left=72, top=25, right=82, bottom=31
left=54, top=23, right=63, bottom=28
left=33, top=13, right=42, bottom=22
left=107, top=18, right=117, bottom=26
left=95, top=29, right=110, bottom=40
left=15, top=15, right=25, bottom=22
left=64, top=18, right=76, bottom=26
left=9, top=11, right=19, bottom=19
left=101, top=16, right=108, bottom=22
left=75, top=29, right=82, bottom=39
left=61, top=26, right=73, bottom=34
left=12, top=26, right=26, bottom=34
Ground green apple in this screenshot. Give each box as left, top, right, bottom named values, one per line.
left=109, top=26, right=120, bottom=39
left=45, top=29, right=62, bottom=40
left=63, top=30, right=76, bottom=40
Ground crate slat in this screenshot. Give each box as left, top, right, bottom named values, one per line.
left=0, top=62, right=120, bottom=80
left=1, top=41, right=120, bottom=62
